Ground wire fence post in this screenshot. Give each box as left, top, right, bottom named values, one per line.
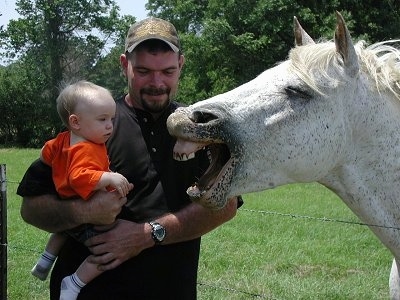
left=0, top=164, right=7, bottom=300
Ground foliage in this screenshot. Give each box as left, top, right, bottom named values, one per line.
left=147, top=0, right=400, bottom=104
left=1, top=1, right=400, bottom=146
left=87, top=44, right=127, bottom=99
left=0, top=0, right=134, bottom=147
left=0, top=63, right=54, bottom=147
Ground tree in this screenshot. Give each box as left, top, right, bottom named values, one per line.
left=87, top=15, right=136, bottom=99
left=88, top=44, right=127, bottom=98
left=0, top=61, right=51, bottom=147
left=0, top=0, right=134, bottom=146
left=147, top=0, right=400, bottom=104
left=0, top=0, right=128, bottom=127
left=2, top=0, right=400, bottom=146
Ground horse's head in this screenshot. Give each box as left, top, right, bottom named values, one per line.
left=167, top=12, right=362, bottom=209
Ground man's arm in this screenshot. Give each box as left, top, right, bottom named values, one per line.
left=18, top=158, right=127, bottom=232
left=85, top=197, right=239, bottom=271
left=157, top=196, right=239, bottom=244
left=20, top=190, right=127, bottom=233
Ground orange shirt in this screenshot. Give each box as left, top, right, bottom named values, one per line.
left=41, top=131, right=110, bottom=200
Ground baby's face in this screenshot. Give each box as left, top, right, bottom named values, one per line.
left=73, top=91, right=116, bottom=144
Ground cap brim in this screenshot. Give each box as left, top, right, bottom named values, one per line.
left=127, top=37, right=179, bottom=53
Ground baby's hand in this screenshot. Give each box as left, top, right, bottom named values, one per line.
left=109, top=172, right=133, bottom=197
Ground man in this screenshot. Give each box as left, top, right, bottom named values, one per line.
left=18, top=17, right=240, bottom=299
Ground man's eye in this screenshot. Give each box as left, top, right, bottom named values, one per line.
left=136, top=69, right=149, bottom=75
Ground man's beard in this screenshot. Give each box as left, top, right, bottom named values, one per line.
left=140, top=87, right=172, bottom=113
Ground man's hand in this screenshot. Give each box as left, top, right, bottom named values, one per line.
left=81, top=190, right=127, bottom=225
left=85, top=219, right=154, bottom=271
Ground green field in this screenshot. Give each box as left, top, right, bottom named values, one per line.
left=1, top=148, right=392, bottom=299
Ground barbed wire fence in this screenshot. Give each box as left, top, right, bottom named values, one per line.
left=1, top=166, right=398, bottom=299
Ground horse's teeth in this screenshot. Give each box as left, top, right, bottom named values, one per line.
left=173, top=152, right=195, bottom=161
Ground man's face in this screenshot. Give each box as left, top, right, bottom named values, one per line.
left=122, top=48, right=184, bottom=114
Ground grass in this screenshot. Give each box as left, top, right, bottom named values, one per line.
left=198, top=185, right=390, bottom=299
left=1, top=148, right=392, bottom=299
left=1, top=148, right=50, bottom=299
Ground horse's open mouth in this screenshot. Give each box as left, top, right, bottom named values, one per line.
left=173, top=140, right=232, bottom=207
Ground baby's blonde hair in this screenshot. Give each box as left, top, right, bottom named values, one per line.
left=56, top=80, right=112, bottom=128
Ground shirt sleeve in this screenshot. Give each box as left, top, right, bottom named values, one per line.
left=41, top=140, right=55, bottom=166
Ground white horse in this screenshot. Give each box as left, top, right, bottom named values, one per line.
left=167, top=12, right=400, bottom=299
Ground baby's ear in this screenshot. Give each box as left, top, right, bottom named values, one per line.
left=69, top=114, right=80, bottom=129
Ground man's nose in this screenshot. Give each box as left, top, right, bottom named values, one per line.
left=150, top=72, right=164, bottom=86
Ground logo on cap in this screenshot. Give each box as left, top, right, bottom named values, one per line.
left=125, top=17, right=180, bottom=53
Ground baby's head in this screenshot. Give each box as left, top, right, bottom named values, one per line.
left=56, top=80, right=116, bottom=144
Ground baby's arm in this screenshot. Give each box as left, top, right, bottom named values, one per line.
left=96, top=172, right=133, bottom=197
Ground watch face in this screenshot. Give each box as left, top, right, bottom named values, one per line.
left=154, top=225, right=165, bottom=240
left=151, top=222, right=166, bottom=243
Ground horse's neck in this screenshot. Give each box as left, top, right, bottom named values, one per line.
left=319, top=88, right=400, bottom=257
left=324, top=86, right=400, bottom=196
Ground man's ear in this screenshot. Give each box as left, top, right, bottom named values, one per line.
left=120, top=53, right=129, bottom=77
left=69, top=114, right=80, bottom=130
left=179, top=54, right=185, bottom=71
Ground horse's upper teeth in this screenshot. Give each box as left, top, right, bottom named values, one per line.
left=173, top=152, right=195, bottom=161
left=172, top=139, right=208, bottom=161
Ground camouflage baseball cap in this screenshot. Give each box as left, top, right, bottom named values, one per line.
left=125, top=17, right=180, bottom=53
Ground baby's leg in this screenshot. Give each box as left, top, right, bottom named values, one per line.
left=60, top=257, right=104, bottom=300
left=31, top=233, right=67, bottom=280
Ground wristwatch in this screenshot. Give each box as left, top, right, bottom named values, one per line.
left=148, top=221, right=166, bottom=244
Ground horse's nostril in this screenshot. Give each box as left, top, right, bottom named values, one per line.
left=191, top=111, right=218, bottom=124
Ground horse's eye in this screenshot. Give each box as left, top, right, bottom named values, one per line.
left=284, top=86, right=312, bottom=99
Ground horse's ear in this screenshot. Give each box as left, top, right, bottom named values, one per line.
left=334, top=11, right=359, bottom=77
left=293, top=16, right=315, bottom=46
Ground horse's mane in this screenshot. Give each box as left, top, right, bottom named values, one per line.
left=289, top=39, right=400, bottom=100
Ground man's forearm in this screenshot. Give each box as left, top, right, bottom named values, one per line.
left=20, top=194, right=83, bottom=232
left=156, top=197, right=239, bottom=245
left=20, top=190, right=127, bottom=233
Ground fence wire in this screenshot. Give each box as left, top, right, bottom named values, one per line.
left=241, top=208, right=400, bottom=231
